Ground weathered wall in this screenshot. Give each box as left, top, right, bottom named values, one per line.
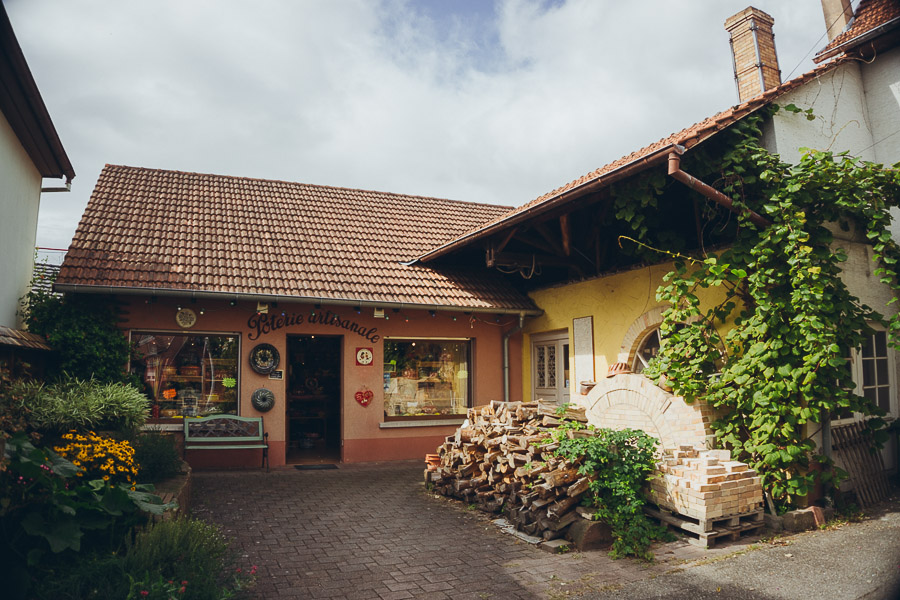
left=0, top=112, right=42, bottom=328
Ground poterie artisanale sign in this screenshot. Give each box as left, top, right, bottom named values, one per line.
left=247, top=310, right=380, bottom=343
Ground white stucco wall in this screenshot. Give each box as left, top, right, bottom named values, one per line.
left=0, top=111, right=42, bottom=328
left=861, top=46, right=900, bottom=167
left=764, top=61, right=876, bottom=162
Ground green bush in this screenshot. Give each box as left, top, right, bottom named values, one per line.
left=20, top=285, right=138, bottom=385
left=133, top=431, right=182, bottom=483
left=10, top=375, right=148, bottom=435
left=124, top=517, right=256, bottom=600
left=1, top=434, right=172, bottom=599
left=550, top=416, right=670, bottom=560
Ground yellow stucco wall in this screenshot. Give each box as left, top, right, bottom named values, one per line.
left=521, top=261, right=730, bottom=401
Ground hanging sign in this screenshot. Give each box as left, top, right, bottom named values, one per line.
left=354, top=387, right=374, bottom=407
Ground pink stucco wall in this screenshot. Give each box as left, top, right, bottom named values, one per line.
left=123, top=296, right=523, bottom=466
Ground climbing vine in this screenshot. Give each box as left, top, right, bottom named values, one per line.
left=639, top=105, right=900, bottom=511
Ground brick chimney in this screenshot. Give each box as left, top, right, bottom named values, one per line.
left=821, top=0, right=854, bottom=41
left=725, top=7, right=782, bottom=103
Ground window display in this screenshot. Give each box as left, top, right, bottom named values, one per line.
left=383, top=339, right=470, bottom=420
left=133, top=332, right=239, bottom=418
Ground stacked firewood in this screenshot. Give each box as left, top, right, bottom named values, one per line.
left=428, top=400, right=594, bottom=541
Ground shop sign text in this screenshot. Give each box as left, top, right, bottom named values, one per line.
left=247, top=310, right=380, bottom=343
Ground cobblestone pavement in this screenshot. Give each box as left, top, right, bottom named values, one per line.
left=192, top=460, right=757, bottom=599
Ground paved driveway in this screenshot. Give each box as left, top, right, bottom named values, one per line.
left=191, top=460, right=900, bottom=600
left=191, top=460, right=739, bottom=599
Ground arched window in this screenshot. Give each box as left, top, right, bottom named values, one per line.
left=631, top=328, right=662, bottom=374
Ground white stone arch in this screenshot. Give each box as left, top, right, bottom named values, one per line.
left=577, top=373, right=716, bottom=451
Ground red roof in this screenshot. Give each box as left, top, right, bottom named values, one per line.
left=815, top=0, right=900, bottom=62
left=417, top=57, right=849, bottom=262
left=56, top=165, right=540, bottom=313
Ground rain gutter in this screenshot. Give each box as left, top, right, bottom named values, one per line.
left=667, top=145, right=771, bottom=228
left=51, top=283, right=544, bottom=317
left=502, top=313, right=526, bottom=402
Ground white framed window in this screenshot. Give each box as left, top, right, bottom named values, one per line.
left=839, top=328, right=897, bottom=422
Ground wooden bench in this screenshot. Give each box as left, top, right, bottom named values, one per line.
left=184, top=415, right=269, bottom=471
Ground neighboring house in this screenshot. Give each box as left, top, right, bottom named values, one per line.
left=0, top=4, right=74, bottom=371
left=417, top=0, right=900, bottom=475
left=56, top=0, right=899, bottom=484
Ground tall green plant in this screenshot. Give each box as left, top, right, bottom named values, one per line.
left=549, top=413, right=667, bottom=560
left=10, top=376, right=148, bottom=435
left=20, top=280, right=136, bottom=384
left=644, top=105, right=900, bottom=510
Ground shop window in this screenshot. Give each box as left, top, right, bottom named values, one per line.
left=383, top=339, right=471, bottom=420
left=133, top=332, right=239, bottom=418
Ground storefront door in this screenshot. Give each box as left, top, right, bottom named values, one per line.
left=287, top=335, right=342, bottom=463
left=532, top=331, right=570, bottom=405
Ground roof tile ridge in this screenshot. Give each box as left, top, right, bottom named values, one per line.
left=100, top=164, right=513, bottom=211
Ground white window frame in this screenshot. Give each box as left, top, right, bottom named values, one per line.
left=837, top=326, right=897, bottom=423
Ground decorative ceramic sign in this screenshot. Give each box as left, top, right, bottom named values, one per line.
left=354, top=388, right=374, bottom=407
left=175, top=308, right=197, bottom=329
left=356, top=347, right=374, bottom=366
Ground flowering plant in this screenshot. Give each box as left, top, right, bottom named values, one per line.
left=53, top=430, right=139, bottom=486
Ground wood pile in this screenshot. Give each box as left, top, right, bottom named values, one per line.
left=427, top=400, right=594, bottom=542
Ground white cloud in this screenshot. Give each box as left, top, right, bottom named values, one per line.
left=5, top=0, right=828, bottom=250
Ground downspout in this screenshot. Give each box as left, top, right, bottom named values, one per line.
left=667, top=146, right=771, bottom=229
left=503, top=313, right=525, bottom=403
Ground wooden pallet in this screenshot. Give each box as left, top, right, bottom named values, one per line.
left=832, top=420, right=890, bottom=508
left=645, top=505, right=764, bottom=548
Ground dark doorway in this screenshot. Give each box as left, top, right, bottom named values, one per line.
left=287, top=335, right=341, bottom=464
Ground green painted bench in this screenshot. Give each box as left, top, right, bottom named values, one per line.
left=184, top=415, right=269, bottom=471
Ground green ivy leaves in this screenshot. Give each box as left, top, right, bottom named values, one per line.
left=644, top=108, right=900, bottom=511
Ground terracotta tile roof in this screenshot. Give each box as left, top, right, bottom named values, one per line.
left=56, top=166, right=539, bottom=313
left=815, top=0, right=900, bottom=62
left=417, top=57, right=848, bottom=263
left=0, top=326, right=51, bottom=351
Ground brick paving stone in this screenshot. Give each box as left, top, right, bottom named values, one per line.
left=191, top=459, right=762, bottom=599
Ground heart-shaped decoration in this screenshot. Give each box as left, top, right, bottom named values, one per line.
left=355, top=389, right=372, bottom=407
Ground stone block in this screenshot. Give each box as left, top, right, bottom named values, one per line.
left=540, top=538, right=572, bottom=554
left=782, top=506, right=825, bottom=532
left=566, top=519, right=613, bottom=551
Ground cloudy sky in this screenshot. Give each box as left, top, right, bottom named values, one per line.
left=6, top=0, right=839, bottom=255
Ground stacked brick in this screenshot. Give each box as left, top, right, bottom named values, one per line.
left=647, top=445, right=764, bottom=546
left=650, top=446, right=763, bottom=519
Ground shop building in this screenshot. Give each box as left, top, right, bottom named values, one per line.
left=55, top=165, right=539, bottom=467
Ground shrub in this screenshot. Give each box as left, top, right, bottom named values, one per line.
left=124, top=518, right=256, bottom=600
left=133, top=431, right=182, bottom=483
left=53, top=430, right=139, bottom=486
left=10, top=376, right=148, bottom=435
left=20, top=286, right=138, bottom=385
left=550, top=417, right=670, bottom=560
left=0, top=434, right=172, bottom=599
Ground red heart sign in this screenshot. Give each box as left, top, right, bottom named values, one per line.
left=355, top=389, right=372, bottom=407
